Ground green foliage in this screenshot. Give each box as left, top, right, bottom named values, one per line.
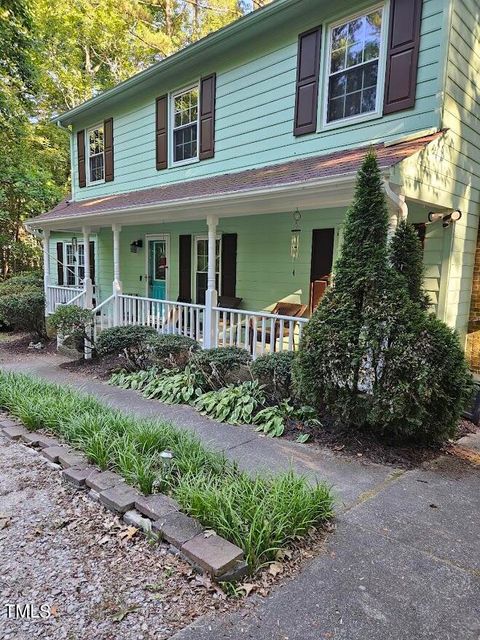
left=390, top=220, right=429, bottom=309
left=0, top=370, right=331, bottom=571
left=0, top=272, right=43, bottom=289
left=251, top=351, right=295, bottom=402
left=195, top=380, right=265, bottom=424
left=192, top=346, right=252, bottom=390
left=253, top=400, right=320, bottom=438
left=295, top=151, right=472, bottom=444
left=149, top=334, right=200, bottom=369
left=109, top=368, right=159, bottom=391
left=0, top=288, right=45, bottom=336
left=96, top=325, right=158, bottom=368
left=174, top=470, right=333, bottom=570
left=143, top=366, right=205, bottom=404
left=48, top=305, right=93, bottom=350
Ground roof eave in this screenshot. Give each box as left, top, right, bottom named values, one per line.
left=26, top=170, right=391, bottom=230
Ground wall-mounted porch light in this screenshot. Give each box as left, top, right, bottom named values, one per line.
left=290, top=208, right=302, bottom=276
left=130, top=239, right=143, bottom=253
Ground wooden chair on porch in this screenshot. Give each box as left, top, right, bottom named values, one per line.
left=248, top=301, right=307, bottom=353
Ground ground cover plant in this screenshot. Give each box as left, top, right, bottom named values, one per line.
left=0, top=370, right=333, bottom=571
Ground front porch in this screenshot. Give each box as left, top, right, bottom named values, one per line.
left=41, top=195, right=444, bottom=359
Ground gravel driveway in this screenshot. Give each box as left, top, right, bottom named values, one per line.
left=0, top=433, right=235, bottom=640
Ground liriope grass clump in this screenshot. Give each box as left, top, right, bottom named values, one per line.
left=0, top=371, right=334, bottom=571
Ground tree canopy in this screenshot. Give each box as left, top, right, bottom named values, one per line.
left=0, top=0, right=268, bottom=278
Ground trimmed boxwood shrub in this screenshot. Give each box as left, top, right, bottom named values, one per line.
left=96, top=325, right=158, bottom=369
left=251, top=351, right=295, bottom=402
left=149, top=334, right=200, bottom=369
left=191, top=346, right=252, bottom=390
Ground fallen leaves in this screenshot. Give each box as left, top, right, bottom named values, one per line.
left=118, top=526, right=138, bottom=541
left=268, top=561, right=284, bottom=577
left=111, top=604, right=140, bottom=622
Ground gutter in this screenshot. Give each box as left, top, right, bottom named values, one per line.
left=52, top=0, right=301, bottom=126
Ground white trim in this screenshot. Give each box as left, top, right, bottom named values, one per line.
left=145, top=233, right=170, bottom=299
left=319, top=1, right=389, bottom=132
left=169, top=83, right=200, bottom=168
left=86, top=122, right=106, bottom=186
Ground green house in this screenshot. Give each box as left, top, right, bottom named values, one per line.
left=27, top=0, right=480, bottom=359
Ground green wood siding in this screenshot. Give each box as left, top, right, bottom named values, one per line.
left=71, top=0, right=445, bottom=202
left=48, top=204, right=444, bottom=316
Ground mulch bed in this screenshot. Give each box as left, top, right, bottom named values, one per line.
left=283, top=415, right=480, bottom=469
left=60, top=354, right=123, bottom=379
left=0, top=332, right=57, bottom=357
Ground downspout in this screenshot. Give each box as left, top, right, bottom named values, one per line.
left=383, top=178, right=408, bottom=239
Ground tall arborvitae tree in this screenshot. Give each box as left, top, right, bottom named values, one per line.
left=295, top=151, right=472, bottom=444
left=390, top=220, right=429, bottom=309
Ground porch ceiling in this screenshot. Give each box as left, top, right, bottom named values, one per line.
left=27, top=131, right=443, bottom=232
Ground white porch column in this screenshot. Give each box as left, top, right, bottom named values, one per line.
left=43, top=229, right=51, bottom=315
left=383, top=179, right=408, bottom=240
left=112, top=223, right=122, bottom=325
left=82, top=226, right=93, bottom=309
left=203, top=215, right=218, bottom=348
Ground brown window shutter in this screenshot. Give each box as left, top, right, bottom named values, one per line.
left=293, top=27, right=322, bottom=136
left=89, top=240, right=95, bottom=283
left=56, top=242, right=64, bottom=285
left=104, top=118, right=114, bottom=182
left=156, top=95, right=168, bottom=170
left=383, top=0, right=423, bottom=115
left=178, top=235, right=192, bottom=302
left=199, top=73, right=216, bottom=160
left=77, top=130, right=86, bottom=188
left=221, top=234, right=237, bottom=298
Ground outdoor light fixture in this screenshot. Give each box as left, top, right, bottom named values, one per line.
left=160, top=450, right=174, bottom=468
left=130, top=239, right=143, bottom=253
left=428, top=209, right=462, bottom=227
left=290, top=208, right=302, bottom=275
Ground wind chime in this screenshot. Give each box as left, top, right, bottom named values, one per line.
left=290, top=208, right=302, bottom=276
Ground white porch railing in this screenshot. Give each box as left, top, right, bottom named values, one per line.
left=92, top=294, right=205, bottom=342
left=46, top=285, right=84, bottom=314
left=213, top=306, right=308, bottom=358
left=90, top=295, right=308, bottom=358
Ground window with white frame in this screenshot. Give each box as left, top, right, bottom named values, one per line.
left=326, top=8, right=384, bottom=124
left=171, top=86, right=199, bottom=164
left=64, top=242, right=85, bottom=286
left=195, top=237, right=220, bottom=304
left=88, top=125, right=105, bottom=182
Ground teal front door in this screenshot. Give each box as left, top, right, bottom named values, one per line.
left=148, top=238, right=168, bottom=300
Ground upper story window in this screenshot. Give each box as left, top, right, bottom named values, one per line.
left=325, top=8, right=384, bottom=125
left=88, top=125, right=105, bottom=183
left=171, top=86, right=199, bottom=165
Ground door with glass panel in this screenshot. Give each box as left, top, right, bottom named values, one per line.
left=195, top=237, right=220, bottom=304
left=148, top=237, right=168, bottom=300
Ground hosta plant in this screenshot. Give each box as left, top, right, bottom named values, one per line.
left=194, top=380, right=265, bottom=425
left=143, top=366, right=205, bottom=404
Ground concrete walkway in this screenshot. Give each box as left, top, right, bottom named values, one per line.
left=0, top=352, right=399, bottom=510
left=1, top=351, right=479, bottom=639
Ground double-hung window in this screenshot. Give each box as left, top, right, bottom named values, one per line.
left=88, top=125, right=105, bottom=183
left=171, top=86, right=199, bottom=164
left=65, top=243, right=85, bottom=286
left=326, top=8, right=384, bottom=124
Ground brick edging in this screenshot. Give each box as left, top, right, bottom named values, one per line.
left=0, top=415, right=247, bottom=582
